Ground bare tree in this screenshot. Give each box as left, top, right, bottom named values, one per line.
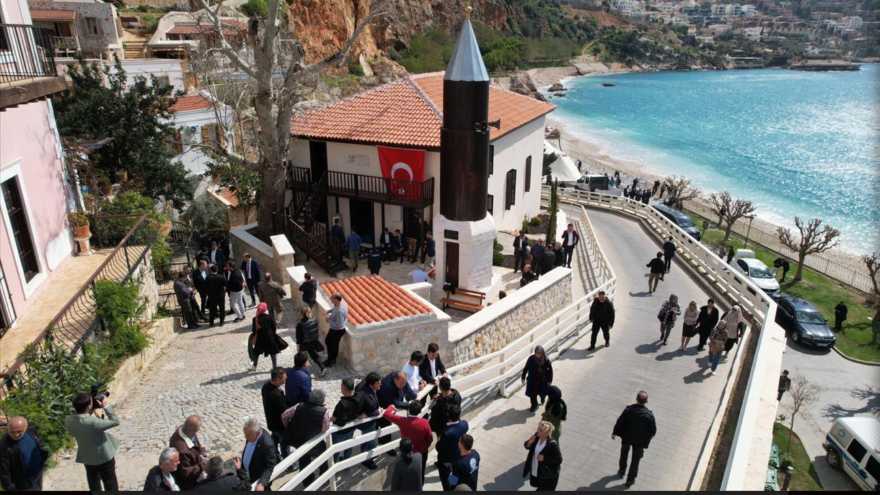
left=864, top=252, right=880, bottom=345
left=785, top=375, right=821, bottom=452
left=662, top=175, right=701, bottom=210
left=707, top=192, right=756, bottom=243
left=191, top=0, right=391, bottom=236
left=776, top=217, right=840, bottom=283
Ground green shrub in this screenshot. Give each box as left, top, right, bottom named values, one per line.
left=151, top=236, right=172, bottom=274
left=95, top=191, right=166, bottom=246
left=348, top=61, right=365, bottom=77
left=94, top=280, right=146, bottom=335
left=493, top=237, right=503, bottom=252
left=492, top=249, right=506, bottom=267
left=521, top=215, right=530, bottom=234
left=182, top=194, right=225, bottom=233
left=529, top=216, right=543, bottom=227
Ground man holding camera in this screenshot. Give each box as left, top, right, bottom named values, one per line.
left=64, top=393, right=120, bottom=491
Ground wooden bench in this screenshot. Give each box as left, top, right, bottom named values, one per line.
left=441, top=288, right=487, bottom=313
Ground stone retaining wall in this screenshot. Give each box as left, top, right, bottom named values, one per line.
left=106, top=317, right=180, bottom=403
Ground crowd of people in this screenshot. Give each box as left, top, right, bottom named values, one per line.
left=514, top=223, right=580, bottom=289
left=336, top=220, right=436, bottom=276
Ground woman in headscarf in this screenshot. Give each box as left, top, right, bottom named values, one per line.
left=679, top=300, right=700, bottom=351
left=658, top=294, right=681, bottom=346
left=721, top=305, right=746, bottom=356
left=521, top=346, right=553, bottom=412
left=707, top=320, right=729, bottom=376
left=541, top=386, right=568, bottom=444
left=252, top=302, right=287, bottom=371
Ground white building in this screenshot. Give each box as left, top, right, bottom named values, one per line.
left=287, top=72, right=555, bottom=245
left=743, top=26, right=763, bottom=40
left=844, top=16, right=863, bottom=30
left=109, top=59, right=191, bottom=93
left=742, top=5, right=757, bottom=17
left=164, top=93, right=236, bottom=176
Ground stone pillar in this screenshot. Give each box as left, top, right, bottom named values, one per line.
left=271, top=235, right=295, bottom=288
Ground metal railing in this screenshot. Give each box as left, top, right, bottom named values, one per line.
left=0, top=214, right=156, bottom=398
left=543, top=186, right=785, bottom=491
left=0, top=24, right=57, bottom=83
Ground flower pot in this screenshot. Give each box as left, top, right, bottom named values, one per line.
left=116, top=171, right=128, bottom=182
left=84, top=197, right=95, bottom=211
left=75, top=224, right=91, bottom=237
left=100, top=185, right=113, bottom=196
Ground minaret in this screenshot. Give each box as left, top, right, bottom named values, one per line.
left=432, top=1, right=501, bottom=296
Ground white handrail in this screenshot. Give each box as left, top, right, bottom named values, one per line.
left=261, top=203, right=618, bottom=491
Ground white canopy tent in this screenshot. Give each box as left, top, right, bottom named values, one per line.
left=543, top=141, right=582, bottom=182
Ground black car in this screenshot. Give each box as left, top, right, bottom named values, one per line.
left=652, top=204, right=701, bottom=241
left=775, top=295, right=836, bottom=349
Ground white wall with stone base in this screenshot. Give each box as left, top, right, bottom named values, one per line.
left=430, top=213, right=501, bottom=301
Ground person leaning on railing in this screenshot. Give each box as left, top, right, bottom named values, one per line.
left=281, top=389, right=330, bottom=486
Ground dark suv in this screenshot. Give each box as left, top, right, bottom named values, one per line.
left=652, top=204, right=701, bottom=241
left=775, top=295, right=836, bottom=349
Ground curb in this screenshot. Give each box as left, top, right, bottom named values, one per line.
left=832, top=346, right=880, bottom=367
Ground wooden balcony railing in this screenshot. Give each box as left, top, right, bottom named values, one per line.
left=326, top=170, right=434, bottom=207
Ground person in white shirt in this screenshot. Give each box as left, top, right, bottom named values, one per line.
left=523, top=421, right=562, bottom=491
left=144, top=447, right=181, bottom=491
left=401, top=351, right=427, bottom=396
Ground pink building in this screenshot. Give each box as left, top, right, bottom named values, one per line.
left=0, top=0, right=74, bottom=335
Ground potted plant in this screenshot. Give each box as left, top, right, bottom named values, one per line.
left=69, top=212, right=91, bottom=237
left=83, top=193, right=95, bottom=211
left=116, top=170, right=128, bottom=183
left=98, top=175, right=113, bottom=196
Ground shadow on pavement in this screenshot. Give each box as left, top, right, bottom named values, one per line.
left=634, top=343, right=661, bottom=355
left=628, top=291, right=653, bottom=298
left=558, top=347, right=597, bottom=361
left=822, top=386, right=880, bottom=420
left=482, top=462, right=528, bottom=491
left=200, top=370, right=257, bottom=386
left=484, top=407, right=531, bottom=431
left=683, top=367, right=710, bottom=384
left=577, top=474, right=629, bottom=491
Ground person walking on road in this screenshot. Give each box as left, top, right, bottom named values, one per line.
left=646, top=252, right=665, bottom=294
left=204, top=265, right=227, bottom=327
left=587, top=290, right=615, bottom=350
left=707, top=319, right=730, bottom=375
left=560, top=223, right=580, bottom=269
left=436, top=406, right=469, bottom=491
left=258, top=272, right=287, bottom=325
left=777, top=370, right=791, bottom=401
left=657, top=294, right=681, bottom=345
left=726, top=246, right=735, bottom=264
left=513, top=231, right=529, bottom=273
left=241, top=253, right=261, bottom=307
left=679, top=301, right=699, bottom=351
left=262, top=367, right=291, bottom=460
left=449, top=434, right=480, bottom=491
left=225, top=260, right=247, bottom=323
left=423, top=232, right=436, bottom=271
left=346, top=228, right=362, bottom=272
left=324, top=293, right=348, bottom=369
left=521, top=346, right=553, bottom=413
left=662, top=237, right=676, bottom=274
left=834, top=301, right=848, bottom=332
left=720, top=305, right=746, bottom=356
left=252, top=302, right=287, bottom=371
left=298, top=272, right=318, bottom=309
left=523, top=421, right=563, bottom=491
left=613, top=391, right=657, bottom=488
left=541, top=386, right=567, bottom=445
left=296, top=306, right=325, bottom=375
left=174, top=272, right=200, bottom=329
left=695, top=299, right=720, bottom=351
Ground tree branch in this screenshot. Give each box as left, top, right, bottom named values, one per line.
left=195, top=0, right=258, bottom=79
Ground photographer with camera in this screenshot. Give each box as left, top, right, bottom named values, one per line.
left=64, top=388, right=120, bottom=491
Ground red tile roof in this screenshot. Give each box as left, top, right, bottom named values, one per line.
left=321, top=275, right=432, bottom=326
left=30, top=9, right=76, bottom=21
left=171, top=94, right=213, bottom=113
left=290, top=72, right=555, bottom=149
left=211, top=187, right=240, bottom=207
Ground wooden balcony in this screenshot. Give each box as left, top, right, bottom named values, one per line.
left=0, top=24, right=67, bottom=109
left=287, top=167, right=434, bottom=209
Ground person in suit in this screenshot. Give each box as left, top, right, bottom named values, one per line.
left=213, top=233, right=230, bottom=259
left=436, top=406, right=469, bottom=491
left=182, top=266, right=205, bottom=321
left=530, top=239, right=547, bottom=276
left=418, top=342, right=448, bottom=390
left=379, top=228, right=394, bottom=262
left=429, top=377, right=461, bottom=438
left=209, top=241, right=227, bottom=269
left=410, top=218, right=430, bottom=264
left=64, top=393, right=120, bottom=491
left=521, top=346, right=553, bottom=413
left=225, top=260, right=247, bottom=323
left=539, top=249, right=556, bottom=277
left=393, top=230, right=407, bottom=264
left=174, top=272, right=200, bottom=329
left=331, top=218, right=345, bottom=243
left=354, top=373, right=383, bottom=471
left=204, top=265, right=227, bottom=327
left=193, top=260, right=210, bottom=319
left=262, top=367, right=291, bottom=460
left=195, top=247, right=211, bottom=267
left=662, top=236, right=677, bottom=274
left=551, top=242, right=565, bottom=268
left=285, top=352, right=312, bottom=406
left=587, top=291, right=615, bottom=350
left=241, top=253, right=262, bottom=307
left=252, top=303, right=287, bottom=370
left=193, top=456, right=251, bottom=491
left=520, top=264, right=538, bottom=287
left=0, top=416, right=48, bottom=491
left=259, top=273, right=287, bottom=325
left=560, top=224, right=579, bottom=268
left=143, top=447, right=181, bottom=491
left=168, top=415, right=206, bottom=490
left=612, top=391, right=657, bottom=488
left=241, top=419, right=277, bottom=491
left=513, top=231, right=528, bottom=273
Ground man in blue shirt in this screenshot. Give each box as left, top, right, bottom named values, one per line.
left=437, top=406, right=469, bottom=491
left=346, top=228, right=362, bottom=272
left=449, top=434, right=480, bottom=491
left=0, top=416, right=48, bottom=490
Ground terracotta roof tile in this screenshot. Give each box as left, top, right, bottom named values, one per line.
left=211, top=187, right=240, bottom=207
left=290, top=72, right=555, bottom=149
left=30, top=9, right=76, bottom=21
left=171, top=94, right=213, bottom=113
left=321, top=275, right=432, bottom=327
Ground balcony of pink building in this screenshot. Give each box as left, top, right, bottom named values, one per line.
left=0, top=22, right=67, bottom=110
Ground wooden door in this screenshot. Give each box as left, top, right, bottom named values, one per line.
left=445, top=242, right=459, bottom=288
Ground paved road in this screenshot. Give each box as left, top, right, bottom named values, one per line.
left=423, top=209, right=730, bottom=491
left=781, top=338, right=879, bottom=491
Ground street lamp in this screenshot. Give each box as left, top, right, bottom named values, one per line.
left=744, top=214, right=756, bottom=249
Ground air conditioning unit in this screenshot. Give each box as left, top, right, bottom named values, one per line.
left=187, top=125, right=198, bottom=134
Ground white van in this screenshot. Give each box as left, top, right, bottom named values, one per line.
left=823, top=417, right=880, bottom=491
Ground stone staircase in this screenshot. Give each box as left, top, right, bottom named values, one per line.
left=123, top=40, right=147, bottom=59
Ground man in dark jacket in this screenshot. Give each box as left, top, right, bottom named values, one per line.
left=0, top=416, right=48, bottom=491
left=174, top=273, right=200, bottom=329
left=552, top=242, right=565, bottom=268
left=262, top=367, right=291, bottom=459
left=587, top=291, right=615, bottom=350
left=379, top=228, right=394, bottom=261
left=143, top=448, right=181, bottom=491
left=193, top=456, right=251, bottom=491
left=646, top=252, right=665, bottom=294
left=209, top=241, right=227, bottom=269
left=367, top=246, right=384, bottom=275
left=285, top=353, right=312, bottom=406
left=613, top=391, right=656, bottom=487
left=241, top=420, right=277, bottom=491
left=437, top=406, right=469, bottom=491
left=392, top=230, right=406, bottom=263
left=331, top=218, right=345, bottom=243
left=195, top=247, right=212, bottom=267
left=696, top=299, right=720, bottom=351
left=834, top=301, right=848, bottom=332
left=281, top=390, right=330, bottom=486
left=418, top=343, right=448, bottom=388
left=355, top=373, right=383, bottom=470
left=330, top=378, right=365, bottom=462
left=377, top=372, right=411, bottom=449
left=182, top=266, right=205, bottom=321
left=241, top=253, right=262, bottom=307
left=193, top=260, right=210, bottom=318
left=520, top=264, right=538, bottom=287
left=530, top=239, right=546, bottom=275
left=225, top=260, right=247, bottom=323
left=662, top=236, right=676, bottom=274
left=204, top=265, right=227, bottom=326
left=560, top=224, right=579, bottom=268
left=168, top=415, right=206, bottom=490
left=539, top=249, right=556, bottom=277
left=513, top=231, right=529, bottom=273
left=298, top=273, right=318, bottom=308
left=429, top=377, right=461, bottom=436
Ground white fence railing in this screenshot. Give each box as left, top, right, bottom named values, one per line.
left=543, top=185, right=786, bottom=491
left=261, top=205, right=618, bottom=491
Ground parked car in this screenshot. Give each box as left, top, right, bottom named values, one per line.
left=775, top=295, right=836, bottom=348
left=823, top=417, right=880, bottom=491
left=652, top=204, right=701, bottom=241
left=732, top=249, right=780, bottom=297
left=560, top=174, right=609, bottom=191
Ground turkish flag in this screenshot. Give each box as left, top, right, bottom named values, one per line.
left=377, top=146, right=425, bottom=201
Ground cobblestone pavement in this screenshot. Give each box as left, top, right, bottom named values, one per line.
left=44, top=297, right=351, bottom=491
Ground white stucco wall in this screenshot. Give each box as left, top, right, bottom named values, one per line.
left=112, top=58, right=186, bottom=92
left=162, top=103, right=233, bottom=176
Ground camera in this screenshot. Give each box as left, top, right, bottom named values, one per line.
left=91, top=382, right=110, bottom=409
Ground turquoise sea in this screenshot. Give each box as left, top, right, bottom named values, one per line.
left=548, top=65, right=880, bottom=254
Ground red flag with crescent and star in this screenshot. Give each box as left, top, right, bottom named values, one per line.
left=377, top=146, right=425, bottom=201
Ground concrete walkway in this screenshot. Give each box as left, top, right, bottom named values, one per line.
left=423, top=208, right=732, bottom=491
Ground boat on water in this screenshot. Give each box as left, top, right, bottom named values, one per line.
left=602, top=82, right=615, bottom=87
